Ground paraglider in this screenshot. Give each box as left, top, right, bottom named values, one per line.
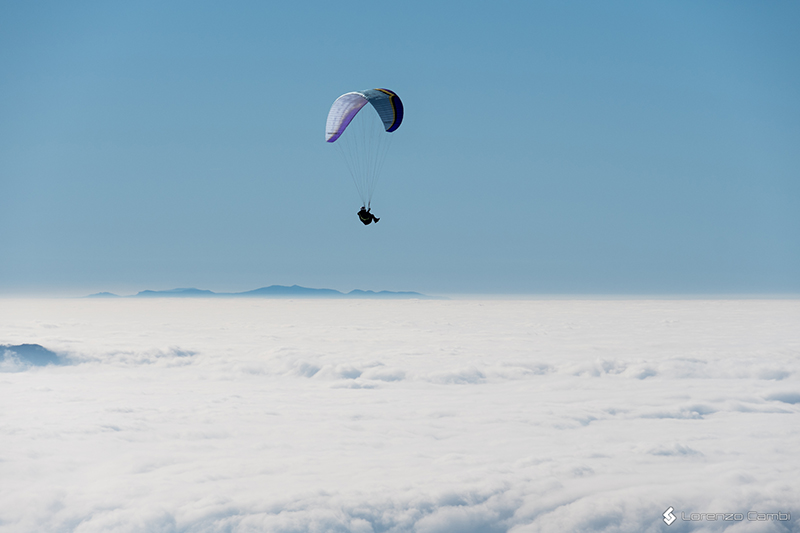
left=325, top=88, right=403, bottom=225
left=357, top=206, right=380, bottom=225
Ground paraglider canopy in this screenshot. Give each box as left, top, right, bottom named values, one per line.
left=326, top=88, right=403, bottom=142
left=325, top=88, right=403, bottom=208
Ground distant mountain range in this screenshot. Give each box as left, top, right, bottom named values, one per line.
left=86, top=285, right=440, bottom=300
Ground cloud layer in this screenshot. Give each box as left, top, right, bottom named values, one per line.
left=1, top=298, right=798, bottom=532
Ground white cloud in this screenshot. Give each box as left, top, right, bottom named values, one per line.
left=1, top=298, right=798, bottom=532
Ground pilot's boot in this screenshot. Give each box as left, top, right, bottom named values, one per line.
left=373, top=217, right=380, bottom=223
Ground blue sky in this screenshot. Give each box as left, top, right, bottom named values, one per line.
left=1, top=1, right=798, bottom=296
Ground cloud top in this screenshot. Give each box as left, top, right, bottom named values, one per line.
left=1, top=298, right=798, bottom=532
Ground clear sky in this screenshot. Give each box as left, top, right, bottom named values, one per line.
left=1, top=1, right=798, bottom=296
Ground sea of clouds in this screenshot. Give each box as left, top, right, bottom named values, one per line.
left=1, top=298, right=798, bottom=532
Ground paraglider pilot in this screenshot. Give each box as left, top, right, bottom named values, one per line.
left=358, top=206, right=380, bottom=225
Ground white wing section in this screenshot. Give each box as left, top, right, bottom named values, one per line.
left=325, top=92, right=369, bottom=142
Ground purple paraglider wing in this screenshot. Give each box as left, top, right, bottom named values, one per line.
left=325, top=89, right=403, bottom=142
